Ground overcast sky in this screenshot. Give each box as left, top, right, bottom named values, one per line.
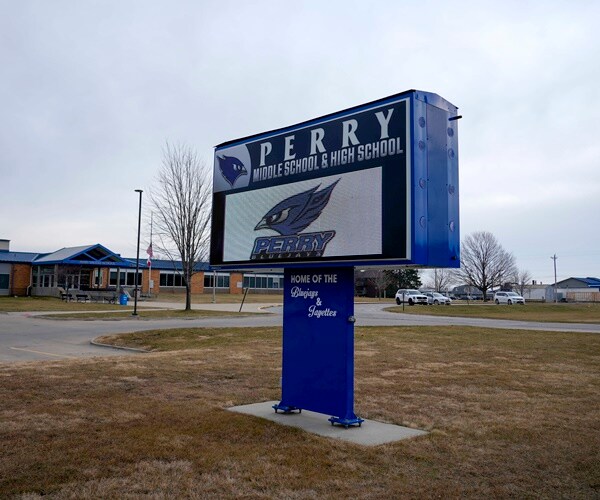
left=2, top=0, right=599, bottom=283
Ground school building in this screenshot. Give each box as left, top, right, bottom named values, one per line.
left=0, top=239, right=284, bottom=297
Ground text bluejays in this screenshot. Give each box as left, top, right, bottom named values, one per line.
left=259, top=108, right=395, bottom=166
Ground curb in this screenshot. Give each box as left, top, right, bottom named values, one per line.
left=90, top=339, right=149, bottom=353
left=257, top=304, right=281, bottom=312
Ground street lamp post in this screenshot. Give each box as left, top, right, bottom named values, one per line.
left=133, top=189, right=143, bottom=316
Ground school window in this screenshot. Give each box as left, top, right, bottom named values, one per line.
left=203, top=273, right=230, bottom=288
left=125, top=272, right=142, bottom=286
left=243, top=274, right=283, bottom=289
left=109, top=269, right=142, bottom=287
left=159, top=271, right=186, bottom=287
left=37, top=266, right=55, bottom=288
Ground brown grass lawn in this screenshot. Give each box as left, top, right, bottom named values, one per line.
left=387, top=302, right=600, bottom=323
left=1, top=326, right=599, bottom=498
left=152, top=293, right=385, bottom=305
left=147, top=293, right=285, bottom=304
left=37, top=309, right=260, bottom=320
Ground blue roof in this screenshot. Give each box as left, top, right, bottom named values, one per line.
left=33, top=244, right=134, bottom=268
left=124, top=258, right=211, bottom=272
left=3, top=244, right=226, bottom=273
left=573, top=277, right=600, bottom=287
left=0, top=251, right=41, bottom=263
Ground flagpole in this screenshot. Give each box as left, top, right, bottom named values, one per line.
left=148, top=213, right=153, bottom=297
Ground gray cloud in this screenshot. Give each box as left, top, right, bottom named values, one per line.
left=1, top=0, right=598, bottom=281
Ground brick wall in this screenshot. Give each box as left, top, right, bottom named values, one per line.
left=11, top=263, right=31, bottom=296
left=229, top=272, right=243, bottom=294
left=145, top=270, right=206, bottom=295
left=191, top=272, right=204, bottom=294
left=147, top=269, right=161, bottom=294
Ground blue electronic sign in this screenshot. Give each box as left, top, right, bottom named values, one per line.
left=210, top=89, right=459, bottom=270
left=212, top=90, right=460, bottom=427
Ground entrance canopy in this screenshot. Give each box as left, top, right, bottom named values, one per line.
left=33, top=244, right=136, bottom=268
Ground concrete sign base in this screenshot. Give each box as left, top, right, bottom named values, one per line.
left=228, top=401, right=428, bottom=446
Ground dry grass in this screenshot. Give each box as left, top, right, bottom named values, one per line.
left=1, top=326, right=599, bottom=498
left=153, top=293, right=385, bottom=304
left=387, top=302, right=600, bottom=323
left=149, top=293, right=285, bottom=304
left=38, top=309, right=260, bottom=321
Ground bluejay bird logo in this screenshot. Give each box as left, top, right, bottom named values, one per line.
left=255, top=180, right=339, bottom=236
left=217, top=155, right=247, bottom=187
left=251, top=180, right=339, bottom=261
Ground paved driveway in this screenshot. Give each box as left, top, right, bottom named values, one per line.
left=0, top=307, right=281, bottom=363
left=1, top=303, right=599, bottom=363
left=353, top=303, right=600, bottom=333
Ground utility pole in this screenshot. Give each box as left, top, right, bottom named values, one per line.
left=551, top=254, right=558, bottom=303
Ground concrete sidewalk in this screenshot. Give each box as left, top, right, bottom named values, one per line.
left=137, top=301, right=279, bottom=314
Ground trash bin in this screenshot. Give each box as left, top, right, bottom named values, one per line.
left=119, top=293, right=128, bottom=306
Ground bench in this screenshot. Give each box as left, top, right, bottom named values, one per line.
left=104, top=295, right=117, bottom=304
left=76, top=294, right=89, bottom=303
left=61, top=293, right=75, bottom=302
left=87, top=293, right=117, bottom=304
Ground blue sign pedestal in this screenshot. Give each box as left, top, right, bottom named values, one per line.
left=273, top=267, right=363, bottom=427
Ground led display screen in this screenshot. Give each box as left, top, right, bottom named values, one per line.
left=223, top=168, right=383, bottom=263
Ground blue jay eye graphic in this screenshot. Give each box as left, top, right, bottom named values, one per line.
left=254, top=180, right=339, bottom=236
left=265, top=208, right=291, bottom=226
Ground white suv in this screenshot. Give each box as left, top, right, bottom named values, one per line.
left=395, top=289, right=428, bottom=306
left=494, top=291, right=525, bottom=305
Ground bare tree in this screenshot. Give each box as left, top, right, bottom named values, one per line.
left=150, top=143, right=212, bottom=310
left=456, top=231, right=516, bottom=302
left=429, top=268, right=456, bottom=293
left=367, top=269, right=396, bottom=299
left=513, top=268, right=533, bottom=296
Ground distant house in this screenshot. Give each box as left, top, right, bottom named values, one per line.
left=555, top=277, right=600, bottom=291
left=521, top=285, right=550, bottom=302
left=434, top=278, right=600, bottom=303
left=553, top=277, right=600, bottom=302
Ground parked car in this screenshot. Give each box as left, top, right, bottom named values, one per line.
left=395, top=289, right=428, bottom=305
left=494, top=291, right=525, bottom=305
left=425, top=292, right=452, bottom=305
